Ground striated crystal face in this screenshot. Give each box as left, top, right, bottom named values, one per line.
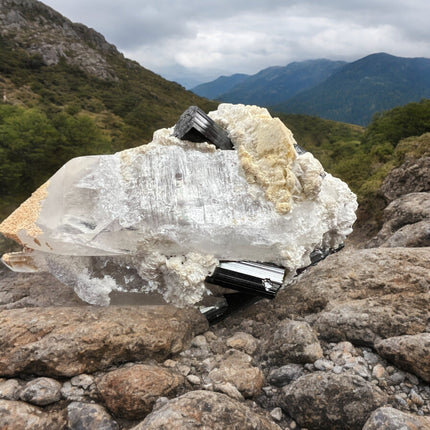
left=0, top=104, right=358, bottom=306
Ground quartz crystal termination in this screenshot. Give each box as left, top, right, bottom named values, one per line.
left=0, top=104, right=358, bottom=307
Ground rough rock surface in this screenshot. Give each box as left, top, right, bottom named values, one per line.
left=0, top=0, right=120, bottom=80
left=130, top=390, right=282, bottom=430
left=381, top=156, right=430, bottom=202
left=0, top=265, right=85, bottom=310
left=67, top=401, right=119, bottom=430
left=282, top=372, right=388, bottom=430
left=208, top=349, right=264, bottom=398
left=258, top=247, right=430, bottom=346
left=19, top=377, right=62, bottom=406
left=363, top=406, right=430, bottom=429
left=0, top=305, right=207, bottom=377
left=264, top=319, right=323, bottom=364
left=366, top=192, right=430, bottom=248
left=97, top=364, right=185, bottom=419
left=375, top=334, right=430, bottom=382
left=0, top=399, right=66, bottom=429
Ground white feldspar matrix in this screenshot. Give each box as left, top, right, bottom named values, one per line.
left=0, top=104, right=358, bottom=306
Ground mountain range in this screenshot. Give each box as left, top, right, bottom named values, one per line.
left=192, top=54, right=430, bottom=126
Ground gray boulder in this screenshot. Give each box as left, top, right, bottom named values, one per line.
left=381, top=156, right=430, bottom=202
left=375, top=333, right=430, bottom=382
left=0, top=399, right=66, bottom=429
left=0, top=305, right=208, bottom=377
left=131, top=390, right=281, bottom=430
left=366, top=192, right=430, bottom=248
left=362, top=406, right=430, bottom=429
left=282, top=372, right=388, bottom=430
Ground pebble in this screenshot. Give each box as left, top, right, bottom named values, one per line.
left=267, top=364, right=304, bottom=387
left=177, top=364, right=191, bottom=376
left=0, top=379, right=21, bottom=400
left=270, top=407, right=283, bottom=421
left=187, top=375, right=201, bottom=385
left=163, top=359, right=177, bottom=368
left=71, top=374, right=94, bottom=390
left=19, top=377, right=62, bottom=406
left=390, top=371, right=406, bottom=385
left=406, top=373, right=419, bottom=385
left=214, top=382, right=244, bottom=401
left=372, top=364, right=386, bottom=379
left=410, top=389, right=425, bottom=406
left=61, top=381, right=86, bottom=402
left=314, top=359, right=334, bottom=371
left=191, top=335, right=208, bottom=348
left=395, top=394, right=409, bottom=408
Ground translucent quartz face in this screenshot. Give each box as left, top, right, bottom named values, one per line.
left=0, top=104, right=358, bottom=306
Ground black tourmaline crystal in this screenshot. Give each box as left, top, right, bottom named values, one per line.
left=173, top=106, right=233, bottom=150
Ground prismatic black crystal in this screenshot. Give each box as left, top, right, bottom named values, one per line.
left=173, top=105, right=233, bottom=150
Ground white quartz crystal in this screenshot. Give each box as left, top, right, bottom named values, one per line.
left=0, top=104, right=358, bottom=306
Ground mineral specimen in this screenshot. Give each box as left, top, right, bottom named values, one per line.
left=0, top=104, right=357, bottom=306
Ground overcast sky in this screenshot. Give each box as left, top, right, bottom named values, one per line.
left=42, top=0, right=430, bottom=88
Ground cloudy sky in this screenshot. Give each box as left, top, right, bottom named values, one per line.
left=42, top=0, right=430, bottom=88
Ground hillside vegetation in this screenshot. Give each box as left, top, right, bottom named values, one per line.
left=0, top=0, right=216, bottom=219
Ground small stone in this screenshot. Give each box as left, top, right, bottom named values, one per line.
left=226, top=332, right=259, bottom=355
left=270, top=407, right=283, bottom=421
left=97, top=364, right=184, bottom=419
left=266, top=319, right=323, bottom=365
left=394, top=394, right=408, bottom=407
left=268, top=364, right=304, bottom=387
left=372, top=364, right=386, bottom=379
left=208, top=350, right=264, bottom=398
left=191, top=335, right=208, bottom=348
left=70, top=374, right=94, bottom=390
left=332, top=366, right=343, bottom=374
left=67, top=401, right=119, bottom=430
left=390, top=371, right=406, bottom=385
left=152, top=397, right=169, bottom=411
left=362, top=350, right=381, bottom=365
left=351, top=364, right=371, bottom=379
left=214, top=382, right=244, bottom=401
left=204, top=331, right=217, bottom=341
left=163, top=359, right=177, bottom=368
left=19, top=377, right=62, bottom=406
left=406, top=373, right=419, bottom=385
left=177, top=364, right=191, bottom=376
left=187, top=375, right=201, bottom=385
left=313, top=359, right=334, bottom=371
left=410, top=389, right=425, bottom=406
left=61, top=381, right=85, bottom=402
left=0, top=379, right=21, bottom=400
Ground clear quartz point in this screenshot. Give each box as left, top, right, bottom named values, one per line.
left=0, top=104, right=358, bottom=306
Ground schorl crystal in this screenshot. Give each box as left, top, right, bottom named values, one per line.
left=173, top=105, right=233, bottom=150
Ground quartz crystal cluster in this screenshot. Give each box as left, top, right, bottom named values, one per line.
left=0, top=104, right=358, bottom=306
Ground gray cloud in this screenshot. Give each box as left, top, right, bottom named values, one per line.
left=42, top=0, right=430, bottom=86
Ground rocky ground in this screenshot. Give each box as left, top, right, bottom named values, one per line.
left=0, top=156, right=429, bottom=430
